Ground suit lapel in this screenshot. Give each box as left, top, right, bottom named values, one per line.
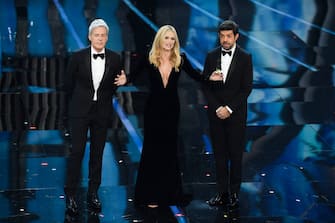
left=225, top=46, right=239, bottom=83
left=215, top=49, right=222, bottom=71
left=85, top=48, right=95, bottom=90
left=99, top=50, right=111, bottom=88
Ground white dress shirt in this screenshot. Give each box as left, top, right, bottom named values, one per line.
left=91, top=47, right=105, bottom=101
left=217, top=44, right=237, bottom=114
left=220, top=44, right=236, bottom=83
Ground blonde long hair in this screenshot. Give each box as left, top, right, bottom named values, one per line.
left=149, top=25, right=181, bottom=71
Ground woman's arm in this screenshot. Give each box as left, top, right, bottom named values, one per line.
left=181, top=53, right=204, bottom=82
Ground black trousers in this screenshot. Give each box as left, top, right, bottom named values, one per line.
left=64, top=103, right=108, bottom=195
left=208, top=117, right=246, bottom=194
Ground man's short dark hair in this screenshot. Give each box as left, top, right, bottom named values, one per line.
left=218, top=20, right=239, bottom=35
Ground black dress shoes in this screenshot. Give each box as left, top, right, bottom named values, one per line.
left=228, top=192, right=239, bottom=210
left=87, top=192, right=102, bottom=211
left=66, top=196, right=79, bottom=215
left=208, top=193, right=229, bottom=206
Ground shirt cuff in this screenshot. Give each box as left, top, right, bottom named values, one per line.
left=225, top=106, right=233, bottom=114
left=216, top=106, right=224, bottom=113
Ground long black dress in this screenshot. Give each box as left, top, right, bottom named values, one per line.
left=134, top=53, right=203, bottom=206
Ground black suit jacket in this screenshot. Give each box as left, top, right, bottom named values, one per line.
left=64, top=47, right=122, bottom=119
left=202, top=45, right=253, bottom=124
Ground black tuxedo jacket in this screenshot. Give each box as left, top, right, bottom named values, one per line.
left=202, top=45, right=253, bottom=124
left=64, top=47, right=122, bottom=119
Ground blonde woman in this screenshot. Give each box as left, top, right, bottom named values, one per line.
left=134, top=25, right=204, bottom=208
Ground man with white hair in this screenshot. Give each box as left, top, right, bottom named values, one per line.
left=63, top=18, right=127, bottom=215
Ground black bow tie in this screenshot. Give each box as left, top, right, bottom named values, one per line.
left=93, top=53, right=105, bottom=59
left=222, top=50, right=232, bottom=56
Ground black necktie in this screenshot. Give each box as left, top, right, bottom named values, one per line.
left=222, top=50, right=232, bottom=56
left=93, top=53, right=105, bottom=59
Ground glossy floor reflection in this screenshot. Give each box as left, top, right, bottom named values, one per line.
left=1, top=0, right=335, bottom=223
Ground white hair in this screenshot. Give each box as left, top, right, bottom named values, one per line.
left=88, top=19, right=109, bottom=34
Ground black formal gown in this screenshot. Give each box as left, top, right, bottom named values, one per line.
left=134, top=53, right=203, bottom=206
